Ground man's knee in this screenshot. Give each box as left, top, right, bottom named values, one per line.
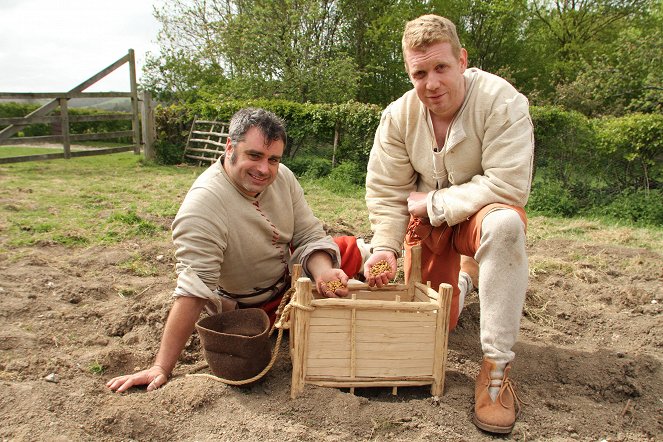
left=481, top=209, right=526, bottom=244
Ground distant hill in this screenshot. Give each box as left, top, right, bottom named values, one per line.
left=0, top=97, right=132, bottom=112
left=70, top=97, right=133, bottom=112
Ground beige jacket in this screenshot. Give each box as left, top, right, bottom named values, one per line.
left=366, top=68, right=534, bottom=255
left=172, top=157, right=340, bottom=309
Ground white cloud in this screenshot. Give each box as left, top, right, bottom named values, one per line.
left=0, top=0, right=161, bottom=92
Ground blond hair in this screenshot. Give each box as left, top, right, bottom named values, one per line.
left=402, top=14, right=462, bottom=58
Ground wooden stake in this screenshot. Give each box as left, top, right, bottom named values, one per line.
left=59, top=98, right=70, bottom=159
left=289, top=264, right=303, bottom=356
left=407, top=245, right=422, bottom=299
left=140, top=90, right=156, bottom=161
left=128, top=49, right=141, bottom=155
left=291, top=274, right=312, bottom=399
left=431, top=283, right=452, bottom=396
left=351, top=294, right=357, bottom=382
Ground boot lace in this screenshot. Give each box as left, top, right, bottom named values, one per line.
left=497, top=378, right=528, bottom=416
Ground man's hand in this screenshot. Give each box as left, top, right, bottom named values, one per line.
left=316, top=268, right=350, bottom=298
left=407, top=191, right=428, bottom=218
left=106, top=364, right=170, bottom=393
left=364, top=250, right=397, bottom=288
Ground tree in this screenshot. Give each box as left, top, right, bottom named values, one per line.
left=456, top=0, right=529, bottom=74
left=556, top=26, right=663, bottom=116
left=528, top=0, right=653, bottom=86
left=143, top=0, right=360, bottom=103
left=142, top=0, right=231, bottom=101
left=220, top=0, right=359, bottom=103
left=338, top=0, right=428, bottom=105
left=530, top=0, right=651, bottom=51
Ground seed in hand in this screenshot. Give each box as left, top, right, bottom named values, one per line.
left=369, top=260, right=391, bottom=277
left=325, top=280, right=345, bottom=293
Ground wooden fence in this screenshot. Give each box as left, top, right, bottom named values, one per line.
left=0, top=49, right=155, bottom=164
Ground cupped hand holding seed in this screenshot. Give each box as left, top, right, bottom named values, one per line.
left=316, top=268, right=349, bottom=298
left=364, top=251, right=397, bottom=288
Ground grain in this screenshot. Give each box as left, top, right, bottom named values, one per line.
left=369, top=260, right=391, bottom=277
left=325, top=280, right=345, bottom=293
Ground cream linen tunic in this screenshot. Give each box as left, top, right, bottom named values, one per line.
left=366, top=68, right=534, bottom=255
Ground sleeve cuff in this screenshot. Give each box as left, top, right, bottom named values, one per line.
left=372, top=245, right=401, bottom=259
left=427, top=190, right=446, bottom=227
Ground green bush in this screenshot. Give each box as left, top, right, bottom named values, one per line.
left=314, top=161, right=367, bottom=196
left=68, top=108, right=131, bottom=137
left=599, top=189, right=663, bottom=226
left=593, top=113, right=663, bottom=191
left=528, top=177, right=580, bottom=217
left=155, top=98, right=381, bottom=167
left=529, top=105, right=597, bottom=183
left=153, top=104, right=192, bottom=163
left=0, top=102, right=50, bottom=136
left=328, top=161, right=366, bottom=186
left=153, top=99, right=661, bottom=226
left=284, top=156, right=331, bottom=179
left=154, top=140, right=185, bottom=165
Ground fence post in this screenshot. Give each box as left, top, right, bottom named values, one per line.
left=129, top=49, right=141, bottom=155
left=140, top=91, right=156, bottom=161
left=59, top=98, right=71, bottom=159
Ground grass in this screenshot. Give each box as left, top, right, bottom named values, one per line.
left=0, top=146, right=65, bottom=158
left=526, top=215, right=662, bottom=251
left=119, top=253, right=159, bottom=277
left=0, top=143, right=131, bottom=159
left=89, top=361, right=105, bottom=375
left=528, top=257, right=576, bottom=278
left=1, top=151, right=660, bottom=258
left=0, top=150, right=199, bottom=253
left=300, top=177, right=371, bottom=236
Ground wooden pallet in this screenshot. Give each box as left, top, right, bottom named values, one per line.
left=182, top=119, right=229, bottom=166
left=289, top=245, right=453, bottom=398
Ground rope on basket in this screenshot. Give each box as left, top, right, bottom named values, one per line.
left=186, top=287, right=313, bottom=386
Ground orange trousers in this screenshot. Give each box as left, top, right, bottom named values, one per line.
left=404, top=203, right=527, bottom=331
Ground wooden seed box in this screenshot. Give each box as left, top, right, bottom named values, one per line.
left=289, top=245, right=452, bottom=398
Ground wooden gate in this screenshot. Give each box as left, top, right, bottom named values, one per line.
left=0, top=49, right=155, bottom=164
left=182, top=119, right=229, bottom=166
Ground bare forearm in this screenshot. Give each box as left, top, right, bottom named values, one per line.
left=305, top=250, right=334, bottom=281
left=154, top=296, right=207, bottom=373
left=106, top=296, right=207, bottom=392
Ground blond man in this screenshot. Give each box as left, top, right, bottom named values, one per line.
left=364, top=15, right=533, bottom=434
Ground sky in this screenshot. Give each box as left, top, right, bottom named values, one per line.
left=0, top=0, right=162, bottom=92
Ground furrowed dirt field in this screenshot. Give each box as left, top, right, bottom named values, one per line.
left=0, top=157, right=661, bottom=441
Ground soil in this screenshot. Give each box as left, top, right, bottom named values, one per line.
left=1, top=232, right=661, bottom=441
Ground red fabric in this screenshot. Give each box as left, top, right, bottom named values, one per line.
left=333, top=236, right=363, bottom=278
left=404, top=204, right=527, bottom=331
left=259, top=294, right=284, bottom=327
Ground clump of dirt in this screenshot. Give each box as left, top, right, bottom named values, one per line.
left=0, top=237, right=661, bottom=441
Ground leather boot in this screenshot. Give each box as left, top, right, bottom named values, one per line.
left=473, top=357, right=522, bottom=434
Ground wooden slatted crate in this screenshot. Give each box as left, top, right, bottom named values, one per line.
left=289, top=245, right=453, bottom=398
